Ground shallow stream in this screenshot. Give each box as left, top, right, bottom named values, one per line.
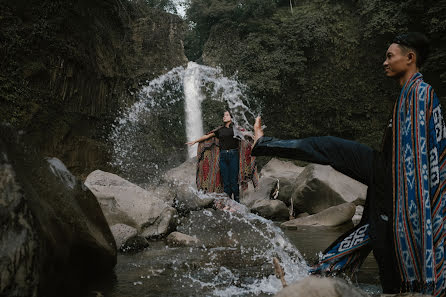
left=84, top=211, right=382, bottom=297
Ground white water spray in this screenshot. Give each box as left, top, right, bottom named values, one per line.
left=109, top=63, right=259, bottom=182
left=184, top=62, right=205, bottom=158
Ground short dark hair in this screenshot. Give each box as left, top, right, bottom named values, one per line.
left=224, top=110, right=232, bottom=118
left=393, top=32, right=430, bottom=68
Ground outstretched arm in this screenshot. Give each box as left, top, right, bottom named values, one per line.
left=251, top=117, right=373, bottom=185
left=186, top=132, right=216, bottom=146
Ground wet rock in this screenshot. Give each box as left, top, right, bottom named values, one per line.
left=281, top=203, right=356, bottom=228
left=120, top=236, right=150, bottom=253
left=84, top=170, right=176, bottom=237
left=140, top=207, right=178, bottom=239
left=291, top=164, right=367, bottom=214
left=0, top=126, right=116, bottom=297
left=163, top=157, right=197, bottom=187
left=166, top=232, right=200, bottom=247
left=214, top=197, right=249, bottom=213
left=174, top=184, right=215, bottom=214
left=274, top=276, right=368, bottom=297
left=243, top=158, right=304, bottom=207
left=110, top=224, right=138, bottom=249
left=162, top=158, right=215, bottom=214
left=251, top=199, right=290, bottom=220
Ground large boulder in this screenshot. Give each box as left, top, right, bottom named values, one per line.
left=251, top=199, right=290, bottom=220
left=243, top=158, right=304, bottom=207
left=174, top=184, right=215, bottom=214
left=274, top=276, right=368, bottom=297
left=281, top=203, right=356, bottom=228
left=0, top=126, right=116, bottom=297
left=84, top=170, right=177, bottom=238
left=260, top=158, right=305, bottom=202
left=163, top=158, right=216, bottom=214
left=110, top=224, right=138, bottom=249
left=140, top=207, right=178, bottom=238
left=291, top=164, right=367, bottom=214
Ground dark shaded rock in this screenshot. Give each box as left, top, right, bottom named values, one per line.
left=251, top=199, right=290, bottom=220
left=120, top=236, right=150, bottom=254
left=140, top=207, right=178, bottom=239
left=110, top=224, right=138, bottom=249
left=0, top=125, right=116, bottom=297
left=0, top=0, right=187, bottom=178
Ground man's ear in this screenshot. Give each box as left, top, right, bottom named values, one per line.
left=407, top=51, right=416, bottom=65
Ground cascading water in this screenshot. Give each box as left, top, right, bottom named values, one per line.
left=183, top=62, right=205, bottom=158
left=110, top=62, right=259, bottom=183
left=104, top=63, right=320, bottom=297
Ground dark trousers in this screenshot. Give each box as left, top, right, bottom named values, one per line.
left=219, top=149, right=239, bottom=202
left=252, top=136, right=401, bottom=293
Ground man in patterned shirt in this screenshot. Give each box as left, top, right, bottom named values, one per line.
left=252, top=33, right=445, bottom=295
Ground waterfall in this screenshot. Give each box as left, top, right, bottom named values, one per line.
left=109, top=63, right=259, bottom=184
left=183, top=62, right=205, bottom=158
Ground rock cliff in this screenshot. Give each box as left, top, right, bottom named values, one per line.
left=0, top=0, right=187, bottom=177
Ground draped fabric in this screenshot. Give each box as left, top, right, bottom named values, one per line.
left=310, top=223, right=372, bottom=275
left=310, top=73, right=446, bottom=295
left=196, top=126, right=259, bottom=193
left=392, top=72, right=446, bottom=295
left=196, top=136, right=223, bottom=193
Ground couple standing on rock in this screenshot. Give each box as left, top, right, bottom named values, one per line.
left=189, top=32, right=446, bottom=296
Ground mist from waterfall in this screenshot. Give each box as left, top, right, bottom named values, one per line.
left=109, top=62, right=259, bottom=184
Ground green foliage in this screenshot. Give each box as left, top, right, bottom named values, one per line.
left=186, top=0, right=446, bottom=148
left=137, top=0, right=178, bottom=14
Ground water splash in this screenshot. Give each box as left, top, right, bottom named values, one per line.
left=175, top=206, right=309, bottom=296
left=109, top=62, right=259, bottom=183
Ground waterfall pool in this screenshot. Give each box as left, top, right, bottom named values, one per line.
left=83, top=211, right=382, bottom=297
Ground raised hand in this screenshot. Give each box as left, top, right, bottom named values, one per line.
left=253, top=116, right=264, bottom=145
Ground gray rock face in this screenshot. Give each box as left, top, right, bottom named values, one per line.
left=120, top=236, right=150, bottom=253
left=110, top=224, right=138, bottom=249
left=166, top=232, right=200, bottom=247
left=281, top=203, right=356, bottom=228
left=243, top=158, right=303, bottom=207
left=274, top=276, right=368, bottom=297
left=85, top=170, right=177, bottom=238
left=0, top=126, right=116, bottom=297
left=291, top=164, right=367, bottom=214
left=243, top=176, right=279, bottom=207
left=163, top=158, right=216, bottom=213
left=2, top=1, right=187, bottom=179
left=251, top=199, right=290, bottom=220
left=174, top=184, right=215, bottom=214
left=163, top=157, right=197, bottom=187
left=260, top=158, right=304, bottom=202
left=140, top=207, right=178, bottom=238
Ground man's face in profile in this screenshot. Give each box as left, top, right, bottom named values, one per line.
left=383, top=43, right=411, bottom=78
